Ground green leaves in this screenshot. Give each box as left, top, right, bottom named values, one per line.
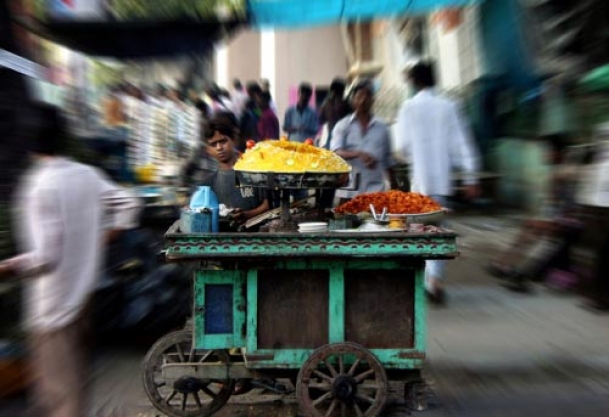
left=110, top=0, right=246, bottom=21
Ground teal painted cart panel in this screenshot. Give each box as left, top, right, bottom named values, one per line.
left=166, top=230, right=458, bottom=260
left=171, top=228, right=457, bottom=372
left=193, top=270, right=246, bottom=350
left=192, top=259, right=430, bottom=370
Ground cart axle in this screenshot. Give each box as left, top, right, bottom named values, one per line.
left=332, top=375, right=358, bottom=403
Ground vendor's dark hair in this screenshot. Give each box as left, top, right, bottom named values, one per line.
left=205, top=111, right=239, bottom=141
left=28, top=102, right=65, bottom=156
left=409, top=62, right=436, bottom=88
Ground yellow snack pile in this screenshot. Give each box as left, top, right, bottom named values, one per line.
left=234, top=140, right=351, bottom=173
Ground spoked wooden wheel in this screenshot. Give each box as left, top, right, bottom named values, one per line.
left=296, top=342, right=388, bottom=417
left=142, top=330, right=234, bottom=417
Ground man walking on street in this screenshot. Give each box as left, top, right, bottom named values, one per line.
left=0, top=103, right=142, bottom=417
left=396, top=62, right=480, bottom=305
left=283, top=82, right=319, bottom=143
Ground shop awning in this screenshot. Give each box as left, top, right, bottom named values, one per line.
left=18, top=17, right=244, bottom=59
left=249, top=0, right=485, bottom=28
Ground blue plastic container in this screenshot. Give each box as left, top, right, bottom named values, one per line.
left=180, top=186, right=219, bottom=233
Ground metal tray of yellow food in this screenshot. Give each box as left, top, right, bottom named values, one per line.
left=235, top=170, right=351, bottom=189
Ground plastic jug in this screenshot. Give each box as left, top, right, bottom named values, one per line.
left=188, top=186, right=219, bottom=233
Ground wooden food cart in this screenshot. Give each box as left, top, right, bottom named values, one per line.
left=142, top=222, right=457, bottom=417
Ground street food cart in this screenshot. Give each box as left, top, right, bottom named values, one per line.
left=142, top=169, right=458, bottom=417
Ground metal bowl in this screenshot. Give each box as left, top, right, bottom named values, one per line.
left=235, top=170, right=351, bottom=189
left=387, top=209, right=446, bottom=224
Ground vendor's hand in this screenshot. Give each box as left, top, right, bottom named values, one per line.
left=231, top=208, right=248, bottom=224
left=464, top=184, right=481, bottom=201
left=359, top=152, right=377, bottom=169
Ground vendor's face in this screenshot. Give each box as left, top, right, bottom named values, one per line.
left=208, top=131, right=235, bottom=164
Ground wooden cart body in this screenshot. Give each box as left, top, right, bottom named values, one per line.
left=165, top=229, right=457, bottom=370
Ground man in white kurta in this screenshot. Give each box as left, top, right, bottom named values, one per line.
left=0, top=104, right=141, bottom=417
left=396, top=62, right=480, bottom=305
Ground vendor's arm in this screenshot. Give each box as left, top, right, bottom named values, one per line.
left=232, top=199, right=269, bottom=223
left=330, top=118, right=376, bottom=166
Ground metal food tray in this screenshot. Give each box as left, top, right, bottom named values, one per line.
left=386, top=209, right=446, bottom=224
left=235, top=170, right=351, bottom=189
left=334, top=209, right=446, bottom=224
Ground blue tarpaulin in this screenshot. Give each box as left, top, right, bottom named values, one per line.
left=249, top=0, right=483, bottom=28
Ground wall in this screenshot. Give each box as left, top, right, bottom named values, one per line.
left=215, top=25, right=347, bottom=122
left=427, top=6, right=483, bottom=91
left=225, top=30, right=262, bottom=86
left=273, top=25, right=349, bottom=121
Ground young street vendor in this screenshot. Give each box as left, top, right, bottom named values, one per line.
left=197, top=113, right=269, bottom=224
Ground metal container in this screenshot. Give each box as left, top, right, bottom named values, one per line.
left=235, top=170, right=350, bottom=189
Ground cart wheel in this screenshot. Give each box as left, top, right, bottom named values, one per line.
left=142, top=330, right=234, bottom=417
left=296, top=342, right=388, bottom=417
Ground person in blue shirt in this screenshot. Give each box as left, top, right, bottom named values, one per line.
left=283, top=83, right=319, bottom=143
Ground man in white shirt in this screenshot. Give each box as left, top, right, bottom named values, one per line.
left=396, top=62, right=480, bottom=305
left=0, top=103, right=141, bottom=417
left=231, top=79, right=249, bottom=120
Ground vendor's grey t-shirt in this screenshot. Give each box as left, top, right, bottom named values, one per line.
left=202, top=169, right=265, bottom=211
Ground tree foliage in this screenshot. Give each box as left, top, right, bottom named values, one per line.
left=104, top=0, right=245, bottom=21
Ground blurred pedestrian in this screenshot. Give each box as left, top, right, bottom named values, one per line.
left=0, top=103, right=141, bottom=417
left=256, top=91, right=280, bottom=140
left=331, top=79, right=398, bottom=202
left=188, top=88, right=210, bottom=120
left=239, top=81, right=263, bottom=146
left=396, top=62, right=480, bottom=305
left=487, top=138, right=582, bottom=292
left=317, top=77, right=352, bottom=209
left=260, top=78, right=277, bottom=113
left=231, top=79, right=248, bottom=119
left=207, top=85, right=233, bottom=116
left=319, top=77, right=352, bottom=149
left=283, top=82, right=319, bottom=143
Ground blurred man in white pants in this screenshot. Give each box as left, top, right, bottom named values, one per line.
left=396, top=62, right=480, bottom=305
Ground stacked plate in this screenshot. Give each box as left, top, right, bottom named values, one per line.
left=298, top=222, right=328, bottom=233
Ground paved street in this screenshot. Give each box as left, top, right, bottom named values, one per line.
left=2, top=213, right=609, bottom=416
